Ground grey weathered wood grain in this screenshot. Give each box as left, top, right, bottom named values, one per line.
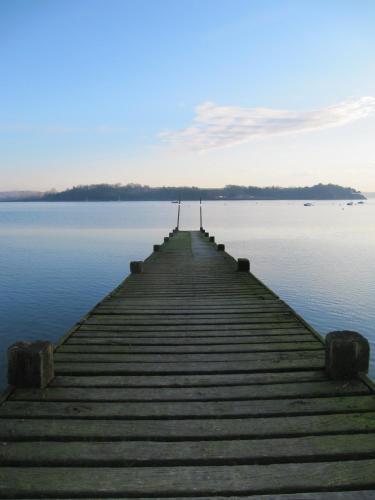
left=1, top=460, right=375, bottom=496
left=1, top=395, right=375, bottom=419
left=2, top=412, right=375, bottom=441
left=11, top=380, right=368, bottom=402
left=50, top=370, right=328, bottom=387
left=2, top=434, right=375, bottom=466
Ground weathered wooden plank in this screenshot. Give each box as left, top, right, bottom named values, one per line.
left=53, top=350, right=324, bottom=363
left=65, top=334, right=316, bottom=345
left=57, top=341, right=322, bottom=354
left=11, top=380, right=368, bottom=402
left=9, top=493, right=372, bottom=500
left=75, top=323, right=304, bottom=332
left=2, top=434, right=375, bottom=466
left=2, top=412, right=375, bottom=441
left=1, top=396, right=375, bottom=419
left=50, top=370, right=328, bottom=387
left=53, top=355, right=324, bottom=374
left=1, top=460, right=375, bottom=496
left=83, top=313, right=297, bottom=326
left=103, top=298, right=279, bottom=306
left=94, top=306, right=288, bottom=315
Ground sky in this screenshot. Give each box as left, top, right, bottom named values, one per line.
left=1, top=0, right=375, bottom=191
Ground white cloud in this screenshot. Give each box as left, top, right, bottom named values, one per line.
left=159, top=97, right=375, bottom=151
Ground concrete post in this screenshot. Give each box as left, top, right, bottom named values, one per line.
left=8, top=341, right=54, bottom=388
left=325, top=331, right=370, bottom=379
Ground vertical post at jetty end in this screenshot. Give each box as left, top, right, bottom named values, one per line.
left=325, top=330, right=369, bottom=380
left=177, top=197, right=181, bottom=231
left=200, top=197, right=203, bottom=231
left=8, top=341, right=54, bottom=388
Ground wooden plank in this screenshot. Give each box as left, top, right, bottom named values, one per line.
left=1, top=460, right=375, bottom=496
left=75, top=323, right=304, bottom=332
left=53, top=350, right=324, bottom=363
left=57, top=341, right=323, bottom=354
left=53, top=355, right=324, bottom=374
left=94, top=306, right=288, bottom=315
left=2, top=412, right=375, bottom=441
left=10, top=380, right=369, bottom=402
left=2, top=434, right=375, bottom=466
left=83, top=313, right=296, bottom=325
left=50, top=370, right=328, bottom=387
left=65, top=334, right=316, bottom=345
left=1, top=396, right=375, bottom=419
left=11, top=493, right=370, bottom=499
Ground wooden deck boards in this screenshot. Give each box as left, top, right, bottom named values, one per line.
left=0, top=229, right=374, bottom=498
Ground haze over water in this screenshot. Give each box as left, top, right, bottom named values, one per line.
left=0, top=200, right=374, bottom=388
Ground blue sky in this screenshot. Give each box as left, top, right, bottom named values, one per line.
left=1, top=0, right=375, bottom=190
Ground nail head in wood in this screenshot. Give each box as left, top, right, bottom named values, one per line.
left=209, top=236, right=215, bottom=243
left=237, top=258, right=250, bottom=272
left=8, top=341, right=54, bottom=388
left=217, top=244, right=225, bottom=251
left=153, top=244, right=160, bottom=252
left=130, top=261, right=143, bottom=274
left=325, top=330, right=370, bottom=380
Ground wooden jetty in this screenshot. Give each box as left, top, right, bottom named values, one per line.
left=1, top=229, right=375, bottom=498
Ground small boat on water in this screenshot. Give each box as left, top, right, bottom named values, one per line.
left=346, top=202, right=354, bottom=206
left=304, top=202, right=313, bottom=206
left=171, top=200, right=179, bottom=204
left=357, top=201, right=365, bottom=204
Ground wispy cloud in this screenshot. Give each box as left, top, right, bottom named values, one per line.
left=159, top=97, right=375, bottom=151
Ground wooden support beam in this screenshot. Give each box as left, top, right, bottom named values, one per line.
left=130, top=261, right=143, bottom=274
left=325, top=331, right=370, bottom=380
left=237, top=258, right=250, bottom=272
left=8, top=341, right=54, bottom=388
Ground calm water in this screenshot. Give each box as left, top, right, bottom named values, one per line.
left=1, top=200, right=374, bottom=388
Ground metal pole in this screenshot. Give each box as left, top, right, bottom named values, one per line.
left=177, top=198, right=181, bottom=230
left=200, top=197, right=203, bottom=229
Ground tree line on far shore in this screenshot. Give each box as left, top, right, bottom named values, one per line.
left=10, top=183, right=366, bottom=201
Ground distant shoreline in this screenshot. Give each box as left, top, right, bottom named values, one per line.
left=0, top=183, right=366, bottom=202
left=1, top=197, right=367, bottom=202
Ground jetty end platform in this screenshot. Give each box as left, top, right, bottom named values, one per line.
left=0, top=229, right=375, bottom=498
